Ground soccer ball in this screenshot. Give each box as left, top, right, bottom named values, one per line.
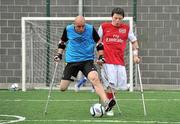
left=90, top=103, right=105, bottom=117
left=10, top=83, right=19, bottom=91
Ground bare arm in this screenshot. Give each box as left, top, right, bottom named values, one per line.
left=132, top=40, right=140, bottom=64
left=54, top=27, right=67, bottom=62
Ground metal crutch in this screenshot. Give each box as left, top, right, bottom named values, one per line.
left=110, top=87, right=122, bottom=115
left=137, top=64, right=147, bottom=116
left=44, top=62, right=58, bottom=115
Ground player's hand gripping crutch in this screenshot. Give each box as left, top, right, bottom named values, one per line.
left=44, top=62, right=58, bottom=115
left=137, top=64, right=147, bottom=116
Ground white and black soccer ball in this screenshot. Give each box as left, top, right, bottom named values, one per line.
left=90, top=103, right=105, bottom=117
left=10, top=83, right=19, bottom=91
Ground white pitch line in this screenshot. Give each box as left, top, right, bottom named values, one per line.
left=1, top=98, right=180, bottom=102
left=1, top=117, right=180, bottom=124
left=24, top=119, right=180, bottom=124
left=0, top=90, right=180, bottom=93
left=0, top=115, right=25, bottom=124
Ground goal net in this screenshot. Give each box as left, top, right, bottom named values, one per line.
left=21, top=17, right=134, bottom=91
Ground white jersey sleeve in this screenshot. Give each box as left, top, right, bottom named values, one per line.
left=128, top=28, right=137, bottom=42
left=98, top=25, right=103, bottom=38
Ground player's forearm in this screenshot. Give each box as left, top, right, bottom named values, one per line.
left=57, top=40, right=66, bottom=54
left=97, top=50, right=104, bottom=56
left=132, top=40, right=141, bottom=63
left=132, top=40, right=139, bottom=50
left=96, top=42, right=105, bottom=63
left=96, top=42, right=104, bottom=56
left=132, top=40, right=139, bottom=56
left=57, top=48, right=64, bottom=54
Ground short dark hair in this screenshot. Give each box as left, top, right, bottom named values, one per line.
left=111, top=7, right=125, bottom=17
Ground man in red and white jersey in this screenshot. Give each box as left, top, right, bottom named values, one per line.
left=97, top=7, right=140, bottom=116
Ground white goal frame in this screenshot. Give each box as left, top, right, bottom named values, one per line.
left=21, top=17, right=134, bottom=92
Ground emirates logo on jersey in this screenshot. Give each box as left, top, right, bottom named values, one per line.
left=106, top=34, right=123, bottom=43
left=119, top=29, right=126, bottom=33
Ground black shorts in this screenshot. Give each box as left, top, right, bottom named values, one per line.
left=62, top=60, right=97, bottom=80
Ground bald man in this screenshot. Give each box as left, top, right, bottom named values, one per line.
left=54, top=15, right=116, bottom=112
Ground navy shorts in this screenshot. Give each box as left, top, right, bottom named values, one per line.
left=62, top=60, right=97, bottom=80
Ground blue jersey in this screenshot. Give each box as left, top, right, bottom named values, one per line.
left=64, top=24, right=96, bottom=63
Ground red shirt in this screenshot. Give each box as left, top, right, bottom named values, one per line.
left=100, top=23, right=130, bottom=65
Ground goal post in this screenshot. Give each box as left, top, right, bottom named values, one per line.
left=21, top=17, right=134, bottom=92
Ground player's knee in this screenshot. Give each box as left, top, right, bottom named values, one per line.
left=88, top=71, right=99, bottom=83
left=91, top=77, right=99, bottom=83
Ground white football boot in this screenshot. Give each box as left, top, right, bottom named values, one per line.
left=106, top=110, right=114, bottom=116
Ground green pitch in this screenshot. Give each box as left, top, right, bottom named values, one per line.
left=0, top=90, right=180, bottom=124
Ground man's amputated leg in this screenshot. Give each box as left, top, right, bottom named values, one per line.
left=59, top=80, right=71, bottom=91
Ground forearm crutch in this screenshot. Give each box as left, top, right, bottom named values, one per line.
left=137, top=64, right=147, bottom=116
left=110, top=87, right=122, bottom=115
left=44, top=62, right=58, bottom=115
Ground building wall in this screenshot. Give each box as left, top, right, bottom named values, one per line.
left=0, top=0, right=180, bottom=86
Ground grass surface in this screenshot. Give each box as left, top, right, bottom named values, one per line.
left=0, top=90, right=180, bottom=124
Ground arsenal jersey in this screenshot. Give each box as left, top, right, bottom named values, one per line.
left=98, top=22, right=136, bottom=65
